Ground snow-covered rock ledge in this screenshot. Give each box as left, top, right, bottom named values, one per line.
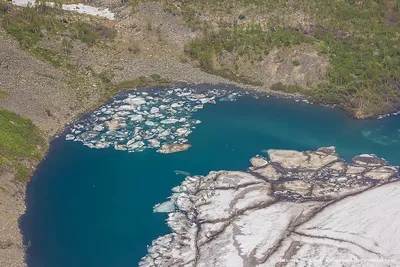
left=141, top=147, right=400, bottom=267
left=11, top=0, right=115, bottom=20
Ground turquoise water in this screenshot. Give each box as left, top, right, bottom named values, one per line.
left=21, top=88, right=400, bottom=267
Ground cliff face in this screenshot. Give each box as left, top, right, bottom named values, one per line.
left=140, top=147, right=400, bottom=267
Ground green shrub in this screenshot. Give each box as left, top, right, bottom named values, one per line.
left=270, top=82, right=305, bottom=94
left=0, top=89, right=7, bottom=100
left=292, top=60, right=300, bottom=66
left=150, top=73, right=162, bottom=80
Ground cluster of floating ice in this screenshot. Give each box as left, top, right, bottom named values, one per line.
left=377, top=111, right=400, bottom=119
left=65, top=87, right=244, bottom=153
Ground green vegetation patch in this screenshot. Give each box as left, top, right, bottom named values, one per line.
left=0, top=3, right=115, bottom=68
left=292, top=60, right=301, bottom=66
left=270, top=82, right=306, bottom=94
left=306, top=2, right=400, bottom=117
left=186, top=24, right=311, bottom=86
left=0, top=110, right=46, bottom=182
left=0, top=89, right=8, bottom=100
left=182, top=0, right=400, bottom=117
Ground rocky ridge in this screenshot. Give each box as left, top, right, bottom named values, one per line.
left=141, top=147, right=400, bottom=267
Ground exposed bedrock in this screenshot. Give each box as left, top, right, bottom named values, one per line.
left=140, top=147, right=400, bottom=267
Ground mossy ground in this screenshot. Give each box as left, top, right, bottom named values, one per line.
left=0, top=89, right=7, bottom=100
left=0, top=110, right=47, bottom=182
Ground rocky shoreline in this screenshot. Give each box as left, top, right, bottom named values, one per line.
left=141, top=147, right=400, bottom=267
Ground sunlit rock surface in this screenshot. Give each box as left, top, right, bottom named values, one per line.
left=66, top=87, right=243, bottom=153
left=141, top=147, right=400, bottom=267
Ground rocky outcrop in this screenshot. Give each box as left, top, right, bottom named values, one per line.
left=140, top=147, right=400, bottom=267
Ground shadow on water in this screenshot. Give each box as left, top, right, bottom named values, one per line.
left=20, top=87, right=400, bottom=267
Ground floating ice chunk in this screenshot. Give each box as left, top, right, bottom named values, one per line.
left=113, top=131, right=128, bottom=138
left=95, top=143, right=109, bottom=149
left=114, top=144, right=127, bottom=151
left=154, top=113, right=164, bottom=119
left=174, top=170, right=191, bottom=176
left=123, top=97, right=146, bottom=105
left=200, top=98, right=211, bottom=104
left=171, top=186, right=182, bottom=192
left=66, top=134, right=75, bottom=141
left=117, top=111, right=131, bottom=117
left=84, top=142, right=95, bottom=148
left=177, top=138, right=188, bottom=143
left=177, top=92, right=192, bottom=97
left=128, top=141, right=145, bottom=150
left=105, top=119, right=121, bottom=131
left=153, top=200, right=176, bottom=213
left=171, top=102, right=184, bottom=108
left=148, top=139, right=161, bottom=148
left=80, top=131, right=99, bottom=139
left=93, top=125, right=104, bottom=132
left=157, top=143, right=191, bottom=154
left=179, top=118, right=187, bottom=123
left=150, top=107, right=160, bottom=114
left=126, top=139, right=136, bottom=146
left=161, top=118, right=178, bottom=124
left=159, top=129, right=171, bottom=137
left=145, top=121, right=156, bottom=127
left=176, top=128, right=191, bottom=136
left=129, top=115, right=144, bottom=122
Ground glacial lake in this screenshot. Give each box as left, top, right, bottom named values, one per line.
left=21, top=85, right=400, bottom=267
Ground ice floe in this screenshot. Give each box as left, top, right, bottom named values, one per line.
left=140, top=147, right=400, bottom=267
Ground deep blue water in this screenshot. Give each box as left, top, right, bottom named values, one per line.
left=21, top=91, right=400, bottom=267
